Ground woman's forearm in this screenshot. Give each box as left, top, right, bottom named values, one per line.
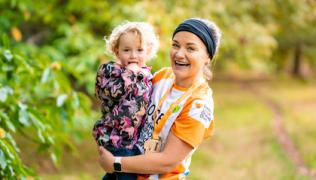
left=98, top=132, right=193, bottom=174
left=121, top=152, right=175, bottom=174
left=121, top=132, right=193, bottom=174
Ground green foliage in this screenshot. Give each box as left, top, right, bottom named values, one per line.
left=1, top=0, right=316, bottom=179
left=0, top=1, right=102, bottom=178
left=246, top=0, right=316, bottom=75
left=0, top=33, right=95, bottom=178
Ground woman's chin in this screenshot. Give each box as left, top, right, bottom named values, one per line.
left=172, top=69, right=190, bottom=82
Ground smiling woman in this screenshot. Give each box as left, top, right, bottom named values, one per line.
left=97, top=18, right=222, bottom=180
left=171, top=31, right=209, bottom=88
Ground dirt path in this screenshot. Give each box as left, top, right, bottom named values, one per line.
left=242, top=81, right=316, bottom=179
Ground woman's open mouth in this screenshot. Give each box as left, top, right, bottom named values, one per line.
left=175, top=60, right=190, bottom=66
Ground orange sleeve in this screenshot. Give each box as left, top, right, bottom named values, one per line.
left=171, top=116, right=207, bottom=148
left=152, top=67, right=172, bottom=85
left=171, top=98, right=215, bottom=148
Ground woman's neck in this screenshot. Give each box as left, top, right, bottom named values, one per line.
left=174, top=74, right=205, bottom=88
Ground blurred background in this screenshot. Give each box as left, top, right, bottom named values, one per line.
left=1, top=0, right=316, bottom=179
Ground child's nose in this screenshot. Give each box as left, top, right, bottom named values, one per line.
left=131, top=51, right=137, bottom=58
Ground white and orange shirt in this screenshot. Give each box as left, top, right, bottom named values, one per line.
left=137, top=67, right=215, bottom=180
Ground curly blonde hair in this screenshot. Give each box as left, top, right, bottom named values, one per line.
left=105, top=21, right=159, bottom=61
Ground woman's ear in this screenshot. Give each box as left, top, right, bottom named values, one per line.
left=205, top=57, right=211, bottom=65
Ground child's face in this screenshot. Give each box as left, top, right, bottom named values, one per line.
left=115, top=32, right=148, bottom=67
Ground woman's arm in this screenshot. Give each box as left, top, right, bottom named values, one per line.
left=98, top=132, right=193, bottom=174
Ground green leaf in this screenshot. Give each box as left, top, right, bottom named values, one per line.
left=8, top=165, right=14, bottom=176
left=71, top=92, right=80, bottom=108
left=1, top=34, right=11, bottom=48
left=0, top=112, right=16, bottom=132
left=18, top=104, right=30, bottom=127
left=47, top=136, right=55, bottom=144
left=77, top=92, right=92, bottom=114
left=41, top=67, right=50, bottom=83
left=28, top=113, right=45, bottom=130
left=0, top=140, right=14, bottom=159
left=5, top=133, right=19, bottom=153
left=57, top=94, right=68, bottom=107
left=0, top=149, right=7, bottom=169
left=3, top=50, right=13, bottom=61
left=37, top=130, right=45, bottom=143
left=50, top=152, right=57, bottom=165
left=0, top=86, right=13, bottom=102
left=1, top=65, right=14, bottom=72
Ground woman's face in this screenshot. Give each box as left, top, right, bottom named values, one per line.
left=170, top=31, right=209, bottom=86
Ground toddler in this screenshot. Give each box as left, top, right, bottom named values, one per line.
left=92, top=21, right=159, bottom=180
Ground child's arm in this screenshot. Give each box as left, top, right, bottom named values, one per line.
left=95, top=63, right=109, bottom=101
left=95, top=62, right=123, bottom=112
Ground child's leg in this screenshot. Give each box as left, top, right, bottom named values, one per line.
left=116, top=172, right=137, bottom=180
left=102, top=173, right=117, bottom=180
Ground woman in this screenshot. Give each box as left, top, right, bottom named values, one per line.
left=98, top=18, right=221, bottom=179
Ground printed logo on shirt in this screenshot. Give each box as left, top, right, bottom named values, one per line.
left=147, top=104, right=164, bottom=124
left=200, top=105, right=213, bottom=123
left=173, top=105, right=181, bottom=113
left=188, top=100, right=213, bottom=127
left=195, top=102, right=203, bottom=109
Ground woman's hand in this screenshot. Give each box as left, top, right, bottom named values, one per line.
left=98, top=146, right=115, bottom=173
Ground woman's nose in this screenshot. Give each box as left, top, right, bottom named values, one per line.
left=175, top=48, right=185, bottom=58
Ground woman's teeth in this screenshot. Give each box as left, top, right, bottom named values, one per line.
left=175, top=61, right=189, bottom=66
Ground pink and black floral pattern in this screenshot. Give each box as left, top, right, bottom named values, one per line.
left=92, top=61, right=152, bottom=149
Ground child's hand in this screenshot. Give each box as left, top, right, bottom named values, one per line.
left=126, top=63, right=141, bottom=73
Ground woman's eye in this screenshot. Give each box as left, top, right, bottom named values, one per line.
left=172, top=43, right=179, bottom=48
left=188, top=47, right=195, bottom=51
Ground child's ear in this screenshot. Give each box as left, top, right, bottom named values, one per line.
left=146, top=45, right=152, bottom=55
left=114, top=47, right=119, bottom=56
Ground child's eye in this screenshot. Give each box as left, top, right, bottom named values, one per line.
left=138, top=48, right=144, bottom=52
left=123, top=49, right=130, bottom=52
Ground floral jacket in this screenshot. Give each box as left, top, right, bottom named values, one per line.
left=92, top=61, right=153, bottom=149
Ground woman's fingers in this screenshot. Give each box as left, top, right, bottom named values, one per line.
left=98, top=146, right=115, bottom=173
left=98, top=146, right=105, bottom=155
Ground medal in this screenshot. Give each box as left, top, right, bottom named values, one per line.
left=144, top=138, right=162, bottom=153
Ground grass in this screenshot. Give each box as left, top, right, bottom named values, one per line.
left=17, top=78, right=316, bottom=180
left=190, top=82, right=297, bottom=180
left=260, top=79, right=316, bottom=171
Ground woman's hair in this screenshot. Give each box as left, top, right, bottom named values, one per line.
left=197, top=18, right=221, bottom=81
left=105, top=21, right=159, bottom=61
